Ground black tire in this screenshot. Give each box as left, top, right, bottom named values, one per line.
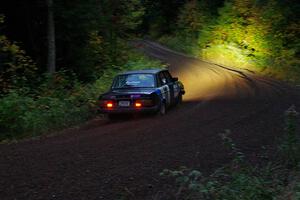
left=159, top=101, right=166, bottom=115
left=177, top=93, right=183, bottom=105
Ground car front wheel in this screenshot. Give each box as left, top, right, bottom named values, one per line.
left=159, top=102, right=166, bottom=115
left=177, top=93, right=183, bottom=105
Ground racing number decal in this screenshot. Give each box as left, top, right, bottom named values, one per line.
left=173, top=84, right=179, bottom=98
left=157, top=71, right=172, bottom=105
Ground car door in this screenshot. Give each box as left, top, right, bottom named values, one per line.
left=163, top=70, right=177, bottom=105
left=158, top=72, right=171, bottom=106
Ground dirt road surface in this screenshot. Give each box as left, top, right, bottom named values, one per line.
left=0, top=41, right=299, bottom=200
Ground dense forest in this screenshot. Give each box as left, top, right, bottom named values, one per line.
left=0, top=0, right=299, bottom=139
left=160, top=0, right=300, bottom=82
left=1, top=1, right=300, bottom=199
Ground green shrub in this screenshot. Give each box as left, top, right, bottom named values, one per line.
left=0, top=90, right=91, bottom=141
left=158, top=133, right=280, bottom=200
left=0, top=15, right=37, bottom=93
left=0, top=49, right=163, bottom=142
left=159, top=35, right=199, bottom=56
left=156, top=107, right=299, bottom=200
left=158, top=0, right=300, bottom=83
left=279, top=105, right=299, bottom=168
left=159, top=165, right=279, bottom=200
left=0, top=91, right=34, bottom=139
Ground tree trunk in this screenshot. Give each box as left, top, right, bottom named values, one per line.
left=47, top=0, right=56, bottom=74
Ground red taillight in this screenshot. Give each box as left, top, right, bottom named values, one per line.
left=135, top=102, right=142, bottom=107
left=106, top=102, right=113, bottom=108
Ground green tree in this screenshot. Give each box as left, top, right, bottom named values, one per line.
left=53, top=0, right=144, bottom=81
left=197, top=0, right=300, bottom=80
left=177, top=0, right=207, bottom=37
left=142, top=0, right=187, bottom=37
left=0, top=15, right=37, bottom=93
left=98, top=0, right=145, bottom=63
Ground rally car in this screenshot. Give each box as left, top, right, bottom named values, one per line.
left=98, top=69, right=185, bottom=117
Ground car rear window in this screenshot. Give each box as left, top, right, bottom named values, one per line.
left=112, top=74, right=155, bottom=89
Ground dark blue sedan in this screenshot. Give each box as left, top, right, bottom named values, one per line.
left=98, top=69, right=185, bottom=117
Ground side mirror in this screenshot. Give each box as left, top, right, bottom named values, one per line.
left=172, top=77, right=178, bottom=82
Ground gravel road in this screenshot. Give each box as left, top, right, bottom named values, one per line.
left=0, top=41, right=299, bottom=200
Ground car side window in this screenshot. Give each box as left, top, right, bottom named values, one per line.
left=163, top=71, right=173, bottom=83
left=158, top=72, right=167, bottom=86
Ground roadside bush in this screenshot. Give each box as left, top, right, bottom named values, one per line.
left=0, top=90, right=91, bottom=141
left=0, top=15, right=37, bottom=94
left=0, top=49, right=163, bottom=142
left=158, top=0, right=300, bottom=83
left=155, top=107, right=299, bottom=200
left=279, top=105, right=299, bottom=168
left=157, top=135, right=281, bottom=200
left=159, top=35, right=198, bottom=56
left=159, top=164, right=279, bottom=200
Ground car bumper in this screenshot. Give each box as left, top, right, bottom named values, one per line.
left=98, top=105, right=159, bottom=114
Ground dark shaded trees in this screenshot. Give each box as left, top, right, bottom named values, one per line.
left=0, top=0, right=144, bottom=81
left=0, top=15, right=37, bottom=93
left=1, top=0, right=299, bottom=83
left=141, top=0, right=187, bottom=36
left=0, top=1, right=47, bottom=71
left=47, top=0, right=56, bottom=74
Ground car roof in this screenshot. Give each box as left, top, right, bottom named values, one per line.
left=119, top=69, right=166, bottom=75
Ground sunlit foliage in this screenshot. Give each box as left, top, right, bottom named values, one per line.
left=198, top=0, right=300, bottom=81
left=161, top=0, right=300, bottom=82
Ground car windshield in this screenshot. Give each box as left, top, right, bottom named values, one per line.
left=112, top=74, right=155, bottom=89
